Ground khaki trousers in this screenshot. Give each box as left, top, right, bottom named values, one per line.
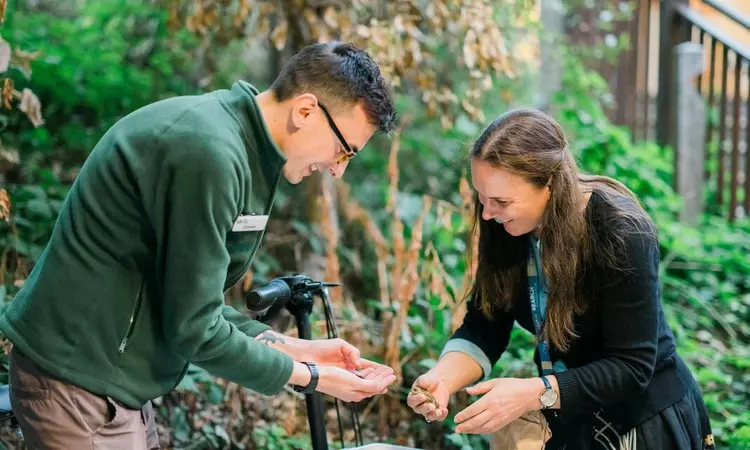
left=8, top=347, right=160, bottom=450
left=490, top=410, right=551, bottom=450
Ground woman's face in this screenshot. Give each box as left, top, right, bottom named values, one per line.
left=471, top=159, right=550, bottom=237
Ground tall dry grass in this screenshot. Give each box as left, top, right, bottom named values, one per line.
left=334, top=133, right=479, bottom=433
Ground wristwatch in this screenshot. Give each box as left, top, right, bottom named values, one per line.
left=293, top=362, right=319, bottom=394
left=539, top=376, right=558, bottom=409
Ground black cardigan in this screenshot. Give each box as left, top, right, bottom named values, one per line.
left=451, top=190, right=692, bottom=434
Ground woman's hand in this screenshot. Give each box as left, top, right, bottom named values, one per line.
left=316, top=365, right=396, bottom=402
left=407, top=371, right=450, bottom=422
left=454, top=377, right=543, bottom=434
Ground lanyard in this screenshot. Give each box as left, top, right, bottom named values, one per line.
left=528, top=236, right=566, bottom=376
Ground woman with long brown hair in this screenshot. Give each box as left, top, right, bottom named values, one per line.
left=407, top=109, right=714, bottom=449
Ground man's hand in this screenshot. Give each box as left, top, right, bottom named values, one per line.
left=304, top=338, right=396, bottom=379
left=256, top=331, right=392, bottom=375
left=316, top=365, right=396, bottom=402
left=353, top=359, right=396, bottom=382
left=304, top=337, right=363, bottom=371
left=256, top=331, right=395, bottom=386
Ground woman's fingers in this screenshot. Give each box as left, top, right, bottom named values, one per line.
left=454, top=395, right=489, bottom=424
left=406, top=392, right=424, bottom=408
left=424, top=406, right=447, bottom=422
left=413, top=401, right=437, bottom=417
left=407, top=392, right=439, bottom=418
left=455, top=409, right=492, bottom=434
left=414, top=374, right=441, bottom=392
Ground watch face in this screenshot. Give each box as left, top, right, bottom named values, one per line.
left=541, top=389, right=558, bottom=407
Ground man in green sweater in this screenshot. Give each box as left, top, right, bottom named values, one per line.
left=1, top=42, right=398, bottom=449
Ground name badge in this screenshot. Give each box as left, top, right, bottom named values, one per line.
left=232, top=214, right=269, bottom=232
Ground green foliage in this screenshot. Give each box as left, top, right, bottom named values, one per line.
left=1, top=1, right=749, bottom=449
left=3, top=0, right=200, bottom=166
left=252, top=424, right=311, bottom=450
left=0, top=178, right=69, bottom=274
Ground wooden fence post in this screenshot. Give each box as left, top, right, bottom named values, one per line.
left=672, top=42, right=706, bottom=224
left=656, top=0, right=691, bottom=148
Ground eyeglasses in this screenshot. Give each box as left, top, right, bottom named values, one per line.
left=318, top=102, right=358, bottom=164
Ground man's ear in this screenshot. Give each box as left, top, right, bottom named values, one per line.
left=290, top=93, right=319, bottom=129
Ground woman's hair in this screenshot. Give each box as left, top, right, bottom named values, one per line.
left=468, top=108, right=656, bottom=351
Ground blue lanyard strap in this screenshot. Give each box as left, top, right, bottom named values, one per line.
left=528, top=236, right=561, bottom=376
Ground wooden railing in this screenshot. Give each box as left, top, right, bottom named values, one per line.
left=669, top=0, right=749, bottom=221
left=570, top=0, right=750, bottom=222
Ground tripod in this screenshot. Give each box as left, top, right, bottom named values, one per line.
left=246, top=275, right=363, bottom=450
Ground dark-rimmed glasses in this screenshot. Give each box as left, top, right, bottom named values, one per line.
left=318, top=102, right=358, bottom=164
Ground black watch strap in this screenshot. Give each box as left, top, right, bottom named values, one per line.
left=293, top=362, right=319, bottom=394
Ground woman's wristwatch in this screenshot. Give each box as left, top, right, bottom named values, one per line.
left=539, top=376, right=558, bottom=409
left=293, top=362, right=319, bottom=394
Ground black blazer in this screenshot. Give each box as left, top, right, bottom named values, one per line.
left=451, top=190, right=693, bottom=434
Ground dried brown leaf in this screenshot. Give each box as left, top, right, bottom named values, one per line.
left=270, top=20, right=289, bottom=51
left=2, top=78, right=12, bottom=109
left=19, top=88, right=44, bottom=127
left=0, top=188, right=10, bottom=222
left=355, top=25, right=370, bottom=38
left=322, top=7, right=338, bottom=28
left=463, top=30, right=478, bottom=69
left=232, top=0, right=251, bottom=28
left=0, top=0, right=6, bottom=24
left=0, top=39, right=10, bottom=73
left=11, top=49, right=42, bottom=79
left=393, top=15, right=405, bottom=34
left=167, top=0, right=181, bottom=30
left=425, top=242, right=456, bottom=310
left=174, top=0, right=525, bottom=130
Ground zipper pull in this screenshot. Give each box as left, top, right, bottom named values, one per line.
left=118, top=337, right=128, bottom=354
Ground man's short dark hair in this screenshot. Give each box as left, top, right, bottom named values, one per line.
left=270, top=42, right=397, bottom=134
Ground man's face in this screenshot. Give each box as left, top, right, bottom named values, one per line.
left=281, top=95, right=377, bottom=184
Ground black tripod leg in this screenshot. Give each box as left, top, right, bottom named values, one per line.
left=295, top=310, right=329, bottom=450
left=306, top=392, right=328, bottom=450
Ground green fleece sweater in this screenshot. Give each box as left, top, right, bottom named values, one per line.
left=0, top=81, right=294, bottom=408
